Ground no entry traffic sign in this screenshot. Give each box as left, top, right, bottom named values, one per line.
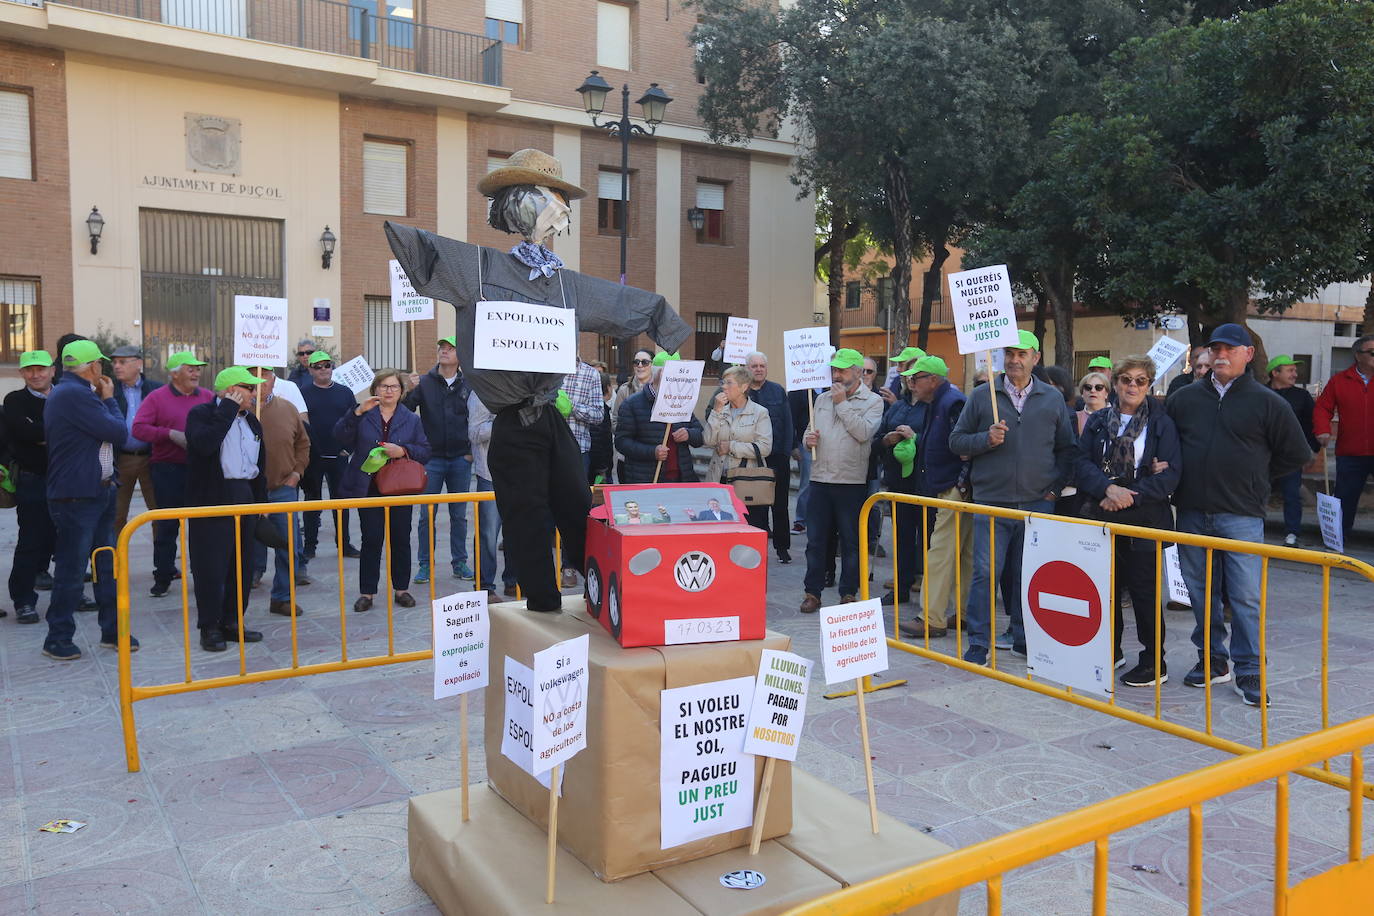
left=1026, top=561, right=1102, bottom=647
left=1020, top=516, right=1113, bottom=697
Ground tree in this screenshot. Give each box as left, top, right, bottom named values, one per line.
left=1056, top=0, right=1374, bottom=367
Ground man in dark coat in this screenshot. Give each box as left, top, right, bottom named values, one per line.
left=185, top=367, right=269, bottom=652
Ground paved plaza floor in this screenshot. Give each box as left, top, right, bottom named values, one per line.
left=0, top=495, right=1371, bottom=915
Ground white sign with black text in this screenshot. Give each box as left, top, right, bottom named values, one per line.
left=431, top=590, right=489, bottom=700
left=949, top=264, right=1020, bottom=354
left=741, top=650, right=811, bottom=762
left=500, top=657, right=564, bottom=793
left=1317, top=492, right=1344, bottom=554
left=1164, top=546, right=1191, bottom=608
left=782, top=327, right=833, bottom=392
left=660, top=676, right=755, bottom=849
left=651, top=360, right=706, bottom=424
left=232, top=295, right=289, bottom=367
left=472, top=301, right=577, bottom=374
left=1146, top=335, right=1190, bottom=382
left=389, top=259, right=435, bottom=322
left=723, top=317, right=759, bottom=364
left=531, top=634, right=589, bottom=775
left=332, top=355, right=375, bottom=394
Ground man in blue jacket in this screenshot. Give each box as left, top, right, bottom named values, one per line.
left=948, top=331, right=1077, bottom=665
left=42, top=340, right=139, bottom=661
left=405, top=335, right=473, bottom=583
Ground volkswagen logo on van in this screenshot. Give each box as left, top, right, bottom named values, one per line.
left=673, top=551, right=716, bottom=592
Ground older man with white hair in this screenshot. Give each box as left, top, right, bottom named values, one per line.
left=42, top=340, right=140, bottom=660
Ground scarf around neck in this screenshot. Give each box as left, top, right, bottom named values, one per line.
left=510, top=241, right=564, bottom=280
left=1104, top=395, right=1150, bottom=482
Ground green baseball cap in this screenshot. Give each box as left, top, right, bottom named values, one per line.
left=829, top=347, right=865, bottom=369
left=308, top=350, right=333, bottom=365
left=1009, top=329, right=1040, bottom=352
left=890, top=346, right=925, bottom=363
left=902, top=355, right=949, bottom=378
left=360, top=446, right=391, bottom=474
left=213, top=366, right=267, bottom=390
left=18, top=350, right=53, bottom=369
left=1266, top=355, right=1302, bottom=375
left=166, top=351, right=207, bottom=370
left=61, top=339, right=107, bottom=367
left=1088, top=356, right=1113, bottom=370
left=652, top=351, right=681, bottom=367
left=438, top=335, right=457, bottom=347
left=892, top=436, right=917, bottom=478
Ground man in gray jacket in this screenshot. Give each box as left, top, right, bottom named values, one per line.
left=948, top=330, right=1077, bottom=665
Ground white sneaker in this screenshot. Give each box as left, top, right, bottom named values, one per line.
left=1283, top=533, right=1298, bottom=547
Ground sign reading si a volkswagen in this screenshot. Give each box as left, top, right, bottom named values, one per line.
left=673, top=551, right=716, bottom=592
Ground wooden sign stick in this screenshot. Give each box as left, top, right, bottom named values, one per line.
left=409, top=321, right=419, bottom=375
left=1323, top=450, right=1331, bottom=496
left=748, top=757, right=777, bottom=854
left=855, top=677, right=880, bottom=834
left=254, top=366, right=264, bottom=420
left=460, top=693, right=470, bottom=822
left=808, top=394, right=817, bottom=461
left=545, top=765, right=560, bottom=904
left=652, top=424, right=672, bottom=484
left=986, top=351, right=1000, bottom=426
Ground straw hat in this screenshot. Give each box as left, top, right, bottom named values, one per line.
left=477, top=149, right=587, bottom=200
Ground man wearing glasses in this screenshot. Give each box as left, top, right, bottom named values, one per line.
left=299, top=351, right=360, bottom=566
left=1315, top=334, right=1374, bottom=542
left=288, top=339, right=316, bottom=385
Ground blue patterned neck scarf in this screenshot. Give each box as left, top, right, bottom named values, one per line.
left=510, top=241, right=564, bottom=280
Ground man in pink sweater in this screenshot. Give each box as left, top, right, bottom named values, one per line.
left=132, top=352, right=213, bottom=596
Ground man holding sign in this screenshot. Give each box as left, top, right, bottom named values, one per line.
left=386, top=150, right=690, bottom=613
left=948, top=330, right=1077, bottom=665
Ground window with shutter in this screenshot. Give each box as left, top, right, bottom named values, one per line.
left=364, top=295, right=411, bottom=368
left=0, top=90, right=33, bottom=182
left=694, top=181, right=727, bottom=243
left=597, top=170, right=629, bottom=235
left=596, top=2, right=631, bottom=70
left=363, top=139, right=408, bottom=216
left=0, top=278, right=40, bottom=363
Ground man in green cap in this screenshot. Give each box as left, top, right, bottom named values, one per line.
left=133, top=350, right=213, bottom=597
left=949, top=329, right=1077, bottom=664
left=798, top=347, right=883, bottom=613
left=42, top=339, right=138, bottom=660
left=1088, top=356, right=1113, bottom=371
left=4, top=350, right=57, bottom=624
left=1266, top=355, right=1319, bottom=547
left=184, top=367, right=269, bottom=652
left=404, top=334, right=475, bottom=584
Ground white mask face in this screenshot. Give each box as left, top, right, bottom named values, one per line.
left=532, top=186, right=571, bottom=244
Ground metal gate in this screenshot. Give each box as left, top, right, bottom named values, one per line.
left=139, top=209, right=283, bottom=380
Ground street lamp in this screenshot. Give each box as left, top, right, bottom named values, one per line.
left=576, top=70, right=671, bottom=375
left=320, top=226, right=337, bottom=270
left=86, top=206, right=105, bottom=255
left=686, top=207, right=706, bottom=231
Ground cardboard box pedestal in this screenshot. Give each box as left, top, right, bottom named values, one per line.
left=484, top=601, right=794, bottom=882
left=408, top=772, right=959, bottom=916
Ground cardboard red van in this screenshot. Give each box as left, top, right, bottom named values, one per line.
left=583, top=483, right=768, bottom=648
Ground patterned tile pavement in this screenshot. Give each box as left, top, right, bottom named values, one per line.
left=0, top=496, right=1370, bottom=914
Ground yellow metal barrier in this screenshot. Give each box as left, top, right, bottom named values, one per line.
left=855, top=492, right=1374, bottom=799
left=785, top=713, right=1374, bottom=916
left=114, top=490, right=510, bottom=772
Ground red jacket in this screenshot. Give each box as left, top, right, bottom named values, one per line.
left=1314, top=366, right=1374, bottom=456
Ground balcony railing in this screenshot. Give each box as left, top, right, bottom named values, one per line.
left=41, top=0, right=502, bottom=86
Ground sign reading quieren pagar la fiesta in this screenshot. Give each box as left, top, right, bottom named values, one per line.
left=472, top=301, right=577, bottom=374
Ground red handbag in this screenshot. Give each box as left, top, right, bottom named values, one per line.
left=375, top=457, right=428, bottom=496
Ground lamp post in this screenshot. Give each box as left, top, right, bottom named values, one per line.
left=86, top=206, right=105, bottom=255
left=576, top=70, right=671, bottom=374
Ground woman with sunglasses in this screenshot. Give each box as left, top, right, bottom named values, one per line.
left=609, top=350, right=655, bottom=483
left=1073, top=355, right=1181, bottom=687
left=1076, top=371, right=1111, bottom=435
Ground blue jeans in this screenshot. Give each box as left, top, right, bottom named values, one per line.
left=1176, top=511, right=1264, bottom=676
left=802, top=483, right=867, bottom=597
left=1335, top=455, right=1374, bottom=538
left=251, top=485, right=306, bottom=602
left=476, top=476, right=516, bottom=591
left=796, top=449, right=813, bottom=524
left=1277, top=468, right=1304, bottom=537
left=961, top=499, right=1052, bottom=651
left=418, top=455, right=472, bottom=570
left=47, top=488, right=118, bottom=646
